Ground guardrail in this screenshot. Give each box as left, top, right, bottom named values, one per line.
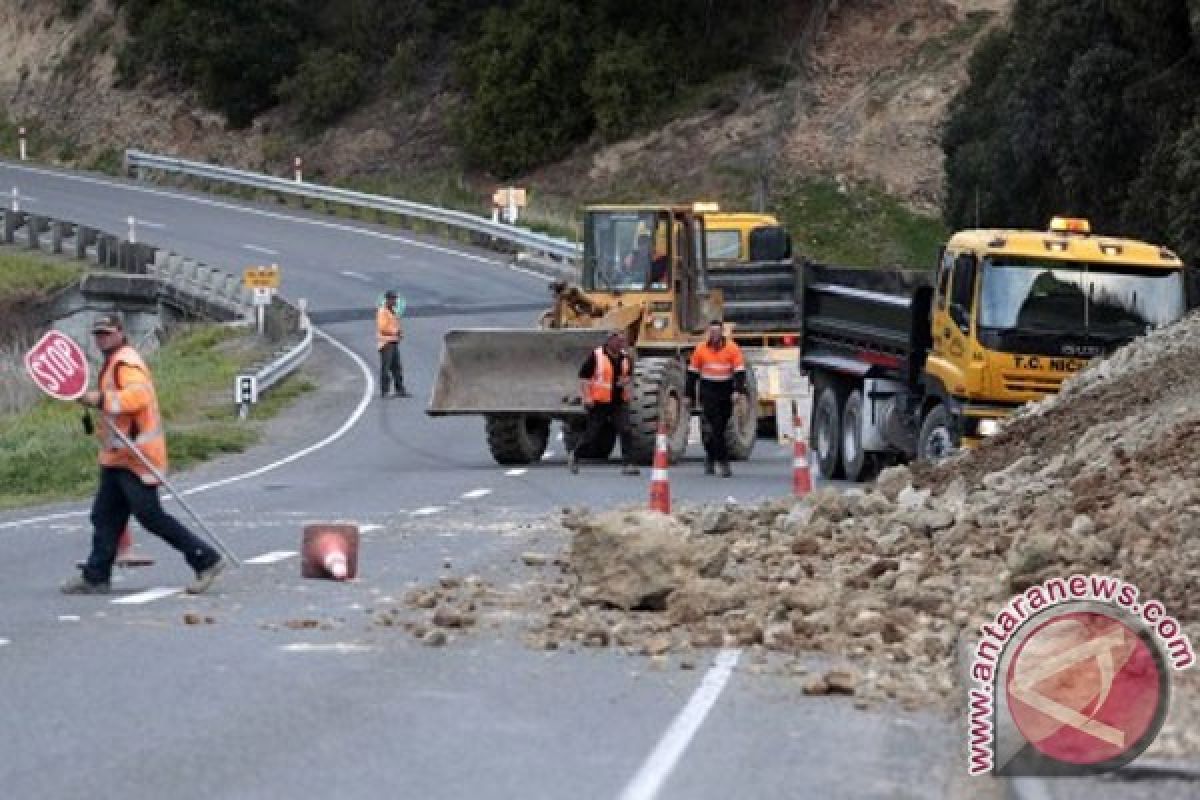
left=125, top=149, right=583, bottom=264
left=236, top=312, right=312, bottom=420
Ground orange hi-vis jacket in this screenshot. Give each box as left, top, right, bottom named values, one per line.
left=96, top=345, right=167, bottom=485
left=689, top=339, right=746, bottom=383
left=377, top=306, right=402, bottom=350
left=587, top=347, right=631, bottom=404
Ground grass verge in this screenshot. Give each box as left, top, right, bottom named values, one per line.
left=0, top=250, right=84, bottom=294
left=0, top=324, right=314, bottom=510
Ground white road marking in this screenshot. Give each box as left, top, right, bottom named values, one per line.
left=505, top=469, right=527, bottom=477
left=281, top=643, right=372, bottom=653
left=411, top=506, right=446, bottom=516
left=340, top=270, right=370, bottom=282
left=0, top=328, right=374, bottom=530
left=136, top=219, right=166, bottom=229
left=359, top=524, right=383, bottom=533
left=245, top=550, right=297, bottom=565
left=0, top=638, right=9, bottom=646
left=616, top=648, right=742, bottom=800
left=58, top=615, right=81, bottom=622
left=112, top=588, right=181, bottom=605
left=461, top=488, right=492, bottom=499
left=243, top=244, right=279, bottom=256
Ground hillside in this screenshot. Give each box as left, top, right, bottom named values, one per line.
left=0, top=0, right=1011, bottom=263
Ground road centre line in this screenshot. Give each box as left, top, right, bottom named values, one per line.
left=340, top=270, right=370, bottom=281
left=0, top=163, right=508, bottom=267
left=245, top=551, right=297, bottom=565
left=616, top=648, right=742, bottom=800
left=136, top=219, right=165, bottom=229
left=505, top=469, right=528, bottom=477
left=112, top=588, right=181, bottom=605
left=243, top=244, right=279, bottom=256
left=0, top=638, right=9, bottom=646
left=461, top=488, right=492, bottom=499
left=0, top=328, right=374, bottom=530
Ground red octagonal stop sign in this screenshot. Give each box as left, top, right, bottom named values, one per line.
left=24, top=330, right=89, bottom=401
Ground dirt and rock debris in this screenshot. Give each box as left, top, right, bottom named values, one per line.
left=386, top=309, right=1200, bottom=760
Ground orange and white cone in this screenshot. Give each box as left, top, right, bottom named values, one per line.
left=301, top=524, right=359, bottom=581
left=792, top=414, right=813, bottom=498
left=648, top=423, right=671, bottom=514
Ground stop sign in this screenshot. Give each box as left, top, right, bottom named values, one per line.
left=24, top=330, right=89, bottom=401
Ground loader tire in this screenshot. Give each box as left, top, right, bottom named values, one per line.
left=626, top=357, right=689, bottom=466
left=724, top=366, right=759, bottom=461
left=562, top=419, right=617, bottom=460
left=485, top=414, right=550, bottom=465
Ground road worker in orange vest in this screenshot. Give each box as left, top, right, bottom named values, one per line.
left=62, top=313, right=226, bottom=595
left=377, top=290, right=409, bottom=398
left=685, top=320, right=747, bottom=477
left=568, top=331, right=638, bottom=475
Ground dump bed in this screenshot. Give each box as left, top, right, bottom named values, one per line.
left=706, top=259, right=802, bottom=332
left=800, top=263, right=933, bottom=385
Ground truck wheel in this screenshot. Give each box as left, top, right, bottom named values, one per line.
left=725, top=367, right=759, bottom=461
left=841, top=388, right=869, bottom=482
left=562, top=419, right=617, bottom=460
left=918, top=405, right=958, bottom=463
left=626, top=357, right=689, bottom=465
left=485, top=414, right=550, bottom=465
left=812, top=375, right=846, bottom=479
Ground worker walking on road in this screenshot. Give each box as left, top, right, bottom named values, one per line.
left=377, top=290, right=409, bottom=398
left=686, top=320, right=747, bottom=477
left=62, top=314, right=227, bottom=595
left=568, top=331, right=639, bottom=476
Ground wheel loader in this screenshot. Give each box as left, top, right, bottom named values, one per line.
left=426, top=204, right=766, bottom=466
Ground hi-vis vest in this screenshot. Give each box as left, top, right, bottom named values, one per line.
left=588, top=347, right=631, bottom=404
left=377, top=306, right=401, bottom=350
left=96, top=345, right=166, bottom=484
left=689, top=339, right=746, bottom=382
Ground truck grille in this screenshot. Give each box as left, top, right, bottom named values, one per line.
left=1002, top=373, right=1063, bottom=395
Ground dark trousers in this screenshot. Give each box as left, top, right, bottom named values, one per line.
left=84, top=467, right=219, bottom=584
left=700, top=384, right=734, bottom=464
left=576, top=402, right=634, bottom=464
left=379, top=342, right=404, bottom=395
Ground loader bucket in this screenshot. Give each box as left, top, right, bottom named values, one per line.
left=427, top=328, right=613, bottom=416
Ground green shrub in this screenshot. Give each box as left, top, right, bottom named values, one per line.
left=278, top=48, right=366, bottom=129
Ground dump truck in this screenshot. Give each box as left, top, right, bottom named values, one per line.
left=428, top=204, right=781, bottom=466
left=802, top=217, right=1190, bottom=481
left=702, top=210, right=805, bottom=434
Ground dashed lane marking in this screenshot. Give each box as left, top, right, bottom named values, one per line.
left=245, top=551, right=297, bottom=565
left=281, top=643, right=373, bottom=653
left=359, top=524, right=383, bottom=533
left=243, top=243, right=279, bottom=256
left=505, top=469, right=528, bottom=477
left=411, top=506, right=446, bottom=516
left=58, top=615, right=81, bottom=622
left=0, top=638, right=9, bottom=646
left=616, top=648, right=742, bottom=800
left=111, top=588, right=182, bottom=605
left=340, top=270, right=371, bottom=281
left=461, top=488, right=492, bottom=499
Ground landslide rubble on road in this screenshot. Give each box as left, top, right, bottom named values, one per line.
left=395, top=310, right=1200, bottom=759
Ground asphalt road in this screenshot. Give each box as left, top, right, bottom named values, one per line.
left=0, top=161, right=976, bottom=800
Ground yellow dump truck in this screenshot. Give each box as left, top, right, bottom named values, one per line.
left=802, top=217, right=1190, bottom=480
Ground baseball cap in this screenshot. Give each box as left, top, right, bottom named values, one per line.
left=91, top=314, right=124, bottom=334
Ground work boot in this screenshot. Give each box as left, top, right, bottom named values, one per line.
left=621, top=463, right=640, bottom=476
left=718, top=461, right=733, bottom=478
left=704, top=456, right=715, bottom=475
left=60, top=574, right=111, bottom=595
left=187, top=558, right=228, bottom=595
left=567, top=450, right=579, bottom=474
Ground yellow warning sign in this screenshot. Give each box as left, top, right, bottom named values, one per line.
left=243, top=265, right=281, bottom=289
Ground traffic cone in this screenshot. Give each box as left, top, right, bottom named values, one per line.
left=115, top=525, right=155, bottom=568
left=301, top=523, right=359, bottom=581
left=792, top=413, right=813, bottom=498
left=648, top=423, right=671, bottom=514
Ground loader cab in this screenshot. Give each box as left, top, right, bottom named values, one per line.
left=582, top=205, right=710, bottom=338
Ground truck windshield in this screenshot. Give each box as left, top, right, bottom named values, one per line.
left=979, top=257, right=1184, bottom=337
left=584, top=211, right=670, bottom=292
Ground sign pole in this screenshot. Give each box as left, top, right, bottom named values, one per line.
left=100, top=416, right=241, bottom=567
